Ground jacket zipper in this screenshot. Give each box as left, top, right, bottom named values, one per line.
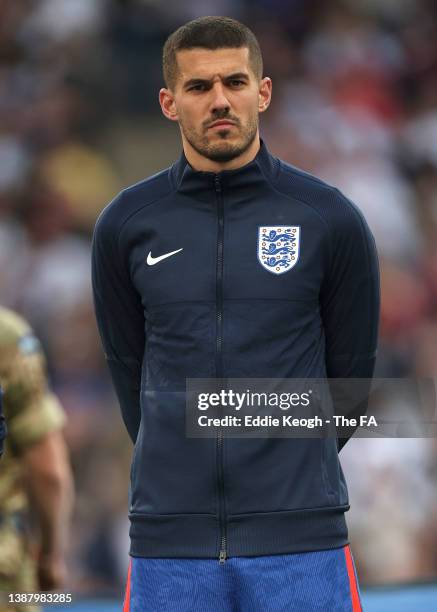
left=215, top=174, right=227, bottom=564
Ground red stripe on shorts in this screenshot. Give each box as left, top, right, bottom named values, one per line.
left=123, top=559, right=132, bottom=612
left=344, top=545, right=362, bottom=612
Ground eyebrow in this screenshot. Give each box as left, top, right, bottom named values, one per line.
left=183, top=72, right=250, bottom=89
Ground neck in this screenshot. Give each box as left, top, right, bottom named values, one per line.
left=182, top=133, right=261, bottom=173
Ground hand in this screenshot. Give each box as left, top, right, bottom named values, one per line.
left=37, top=553, right=67, bottom=591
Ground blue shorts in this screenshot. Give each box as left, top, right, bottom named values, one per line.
left=123, top=544, right=363, bottom=611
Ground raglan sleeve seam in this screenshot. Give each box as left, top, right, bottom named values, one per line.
left=271, top=163, right=335, bottom=277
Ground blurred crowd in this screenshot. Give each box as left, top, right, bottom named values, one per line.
left=1, top=0, right=437, bottom=594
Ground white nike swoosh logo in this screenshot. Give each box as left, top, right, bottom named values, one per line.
left=146, top=248, right=183, bottom=266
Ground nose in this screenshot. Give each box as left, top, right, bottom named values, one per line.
left=210, top=81, right=230, bottom=113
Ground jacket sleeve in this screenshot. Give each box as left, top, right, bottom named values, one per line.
left=91, top=196, right=145, bottom=443
left=320, top=190, right=380, bottom=451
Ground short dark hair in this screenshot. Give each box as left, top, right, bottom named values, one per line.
left=163, top=16, right=263, bottom=90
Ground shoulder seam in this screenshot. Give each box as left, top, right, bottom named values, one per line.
left=117, top=186, right=174, bottom=239
left=271, top=162, right=336, bottom=232
left=264, top=161, right=334, bottom=271
left=279, top=161, right=338, bottom=191
left=331, top=186, right=368, bottom=226
left=95, top=171, right=174, bottom=278
left=115, top=181, right=175, bottom=256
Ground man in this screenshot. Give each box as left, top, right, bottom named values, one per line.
left=92, top=16, right=379, bottom=611
left=0, top=307, right=74, bottom=612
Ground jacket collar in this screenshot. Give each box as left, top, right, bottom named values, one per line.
left=169, top=139, right=278, bottom=202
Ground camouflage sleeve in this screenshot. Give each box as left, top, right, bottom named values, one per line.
left=0, top=387, right=6, bottom=456
left=0, top=309, right=66, bottom=452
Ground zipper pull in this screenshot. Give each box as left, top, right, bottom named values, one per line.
left=219, top=549, right=227, bottom=564
left=214, top=175, right=221, bottom=193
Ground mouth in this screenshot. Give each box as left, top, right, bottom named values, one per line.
left=208, top=120, right=237, bottom=130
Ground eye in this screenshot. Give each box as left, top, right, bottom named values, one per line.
left=229, top=79, right=245, bottom=87
left=188, top=83, right=207, bottom=92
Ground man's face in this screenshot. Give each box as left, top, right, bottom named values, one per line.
left=160, top=47, right=271, bottom=163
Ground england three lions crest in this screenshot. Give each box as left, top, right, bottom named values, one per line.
left=258, top=226, right=300, bottom=275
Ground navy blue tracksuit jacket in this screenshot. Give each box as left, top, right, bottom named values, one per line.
left=91, top=140, right=380, bottom=561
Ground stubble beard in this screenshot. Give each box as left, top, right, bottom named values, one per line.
left=181, top=114, right=259, bottom=163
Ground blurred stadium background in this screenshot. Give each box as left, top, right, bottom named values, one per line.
left=1, top=0, right=437, bottom=609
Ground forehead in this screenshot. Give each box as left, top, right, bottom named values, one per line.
left=175, top=47, right=252, bottom=83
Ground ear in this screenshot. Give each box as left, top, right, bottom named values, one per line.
left=258, top=77, right=272, bottom=113
left=159, top=88, right=179, bottom=122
